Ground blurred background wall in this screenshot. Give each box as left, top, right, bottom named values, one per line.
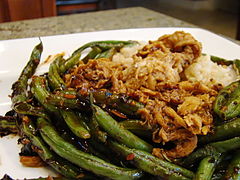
left=116, top=0, right=239, bottom=39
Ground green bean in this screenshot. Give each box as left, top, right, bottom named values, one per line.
left=60, top=110, right=91, bottom=139
left=88, top=139, right=116, bottom=162
left=212, top=137, right=240, bottom=152
left=87, top=115, right=107, bottom=143
left=210, top=55, right=240, bottom=72
left=72, top=40, right=137, bottom=56
left=91, top=91, right=144, bottom=116
left=13, top=102, right=49, bottom=120
left=47, top=93, right=84, bottom=109
left=213, top=80, right=240, bottom=120
left=92, top=104, right=152, bottom=152
left=86, top=144, right=109, bottom=163
left=224, top=150, right=240, bottom=180
left=87, top=139, right=127, bottom=167
left=210, top=55, right=233, bottom=66
left=95, top=47, right=116, bottom=59
left=82, top=46, right=102, bottom=64
left=11, top=42, right=43, bottom=108
left=182, top=137, right=240, bottom=166
left=22, top=120, right=83, bottom=178
left=31, top=76, right=60, bottom=114
left=194, top=154, right=222, bottom=180
left=84, top=93, right=108, bottom=143
left=59, top=52, right=81, bottom=74
left=214, top=153, right=232, bottom=172
left=48, top=55, right=66, bottom=90
left=37, top=117, right=143, bottom=180
left=0, top=116, right=18, bottom=136
left=199, top=118, right=240, bottom=144
left=119, top=120, right=152, bottom=138
left=109, top=141, right=194, bottom=180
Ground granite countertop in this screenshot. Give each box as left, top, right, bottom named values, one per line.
left=0, top=7, right=195, bottom=40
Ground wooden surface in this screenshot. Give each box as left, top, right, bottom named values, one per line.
left=57, top=3, right=98, bottom=14
left=0, top=0, right=56, bottom=23
left=0, top=0, right=10, bottom=22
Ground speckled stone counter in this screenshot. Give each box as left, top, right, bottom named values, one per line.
left=0, top=7, right=195, bottom=40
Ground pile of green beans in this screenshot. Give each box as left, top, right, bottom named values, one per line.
left=1, top=42, right=240, bottom=180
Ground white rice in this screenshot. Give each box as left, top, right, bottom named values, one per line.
left=184, top=55, right=239, bottom=87
left=112, top=41, right=146, bottom=66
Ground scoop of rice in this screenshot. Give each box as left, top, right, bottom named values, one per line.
left=112, top=41, right=146, bottom=65
left=185, top=55, right=239, bottom=87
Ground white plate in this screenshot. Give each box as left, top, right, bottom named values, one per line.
left=0, top=27, right=239, bottom=179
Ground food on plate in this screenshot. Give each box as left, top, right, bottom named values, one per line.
left=1, top=31, right=240, bottom=179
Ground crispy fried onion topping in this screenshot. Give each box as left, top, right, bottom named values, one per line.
left=64, top=31, right=218, bottom=159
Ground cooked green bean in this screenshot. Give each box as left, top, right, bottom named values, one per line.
left=48, top=93, right=85, bottom=109
left=92, top=104, right=152, bottom=152
left=22, top=120, right=84, bottom=178
left=212, top=137, right=240, bottom=152
left=109, top=141, right=194, bottom=180
left=119, top=120, right=152, bottom=138
left=61, top=110, right=91, bottom=139
left=37, top=117, right=143, bottom=180
left=31, top=76, right=60, bottom=115
left=213, top=80, right=240, bottom=120
left=87, top=115, right=107, bottom=143
left=194, top=154, right=222, bottom=180
left=82, top=46, right=102, bottom=64
left=95, top=47, right=116, bottom=59
left=88, top=139, right=116, bottom=162
left=11, top=42, right=43, bottom=108
left=210, top=55, right=240, bottom=73
left=72, top=40, right=137, bottom=56
left=92, top=91, right=144, bottom=117
left=0, top=116, right=18, bottom=136
left=48, top=55, right=66, bottom=90
left=199, top=118, right=240, bottom=144
left=182, top=137, right=240, bottom=166
left=59, top=52, right=81, bottom=74
left=210, top=55, right=233, bottom=66
left=224, top=150, right=240, bottom=180
left=14, top=102, right=49, bottom=120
